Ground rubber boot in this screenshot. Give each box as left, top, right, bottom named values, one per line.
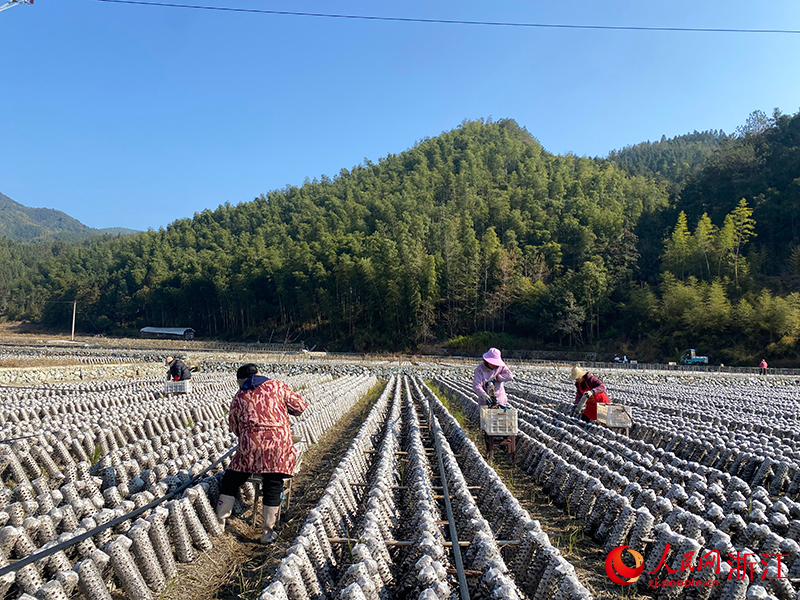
left=260, top=505, right=280, bottom=543
left=216, top=494, right=235, bottom=528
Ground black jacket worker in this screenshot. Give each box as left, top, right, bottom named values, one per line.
left=165, top=356, right=192, bottom=381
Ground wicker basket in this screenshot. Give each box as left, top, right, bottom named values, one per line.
left=480, top=406, right=518, bottom=436
left=596, top=404, right=633, bottom=428
left=164, top=380, right=193, bottom=394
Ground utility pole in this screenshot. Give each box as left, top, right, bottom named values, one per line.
left=0, top=0, right=33, bottom=13
left=44, top=300, right=80, bottom=341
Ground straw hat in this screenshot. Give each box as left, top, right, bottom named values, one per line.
left=570, top=365, right=587, bottom=380
left=482, top=348, right=505, bottom=367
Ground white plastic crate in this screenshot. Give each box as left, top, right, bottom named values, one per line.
left=164, top=380, right=193, bottom=394
left=596, top=403, right=632, bottom=428
left=293, top=443, right=304, bottom=475
left=480, top=406, right=518, bottom=436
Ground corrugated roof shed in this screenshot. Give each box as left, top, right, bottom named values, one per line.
left=140, top=327, right=195, bottom=335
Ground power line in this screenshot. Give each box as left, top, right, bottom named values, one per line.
left=96, top=0, right=800, bottom=35
left=0, top=0, right=33, bottom=14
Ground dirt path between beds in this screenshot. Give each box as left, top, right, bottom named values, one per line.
left=159, top=382, right=384, bottom=600
left=430, top=383, right=649, bottom=600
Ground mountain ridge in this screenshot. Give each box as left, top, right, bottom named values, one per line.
left=0, top=192, right=139, bottom=240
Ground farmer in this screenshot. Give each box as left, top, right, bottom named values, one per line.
left=570, top=365, right=610, bottom=422
left=165, top=356, right=192, bottom=381
left=473, top=348, right=514, bottom=407
left=216, top=364, right=308, bottom=543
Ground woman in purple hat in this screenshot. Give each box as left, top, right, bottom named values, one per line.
left=473, top=347, right=514, bottom=407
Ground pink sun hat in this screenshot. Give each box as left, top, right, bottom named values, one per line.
left=482, top=347, right=506, bottom=367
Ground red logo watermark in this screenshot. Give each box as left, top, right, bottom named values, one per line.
left=605, top=544, right=790, bottom=589
left=605, top=546, right=644, bottom=585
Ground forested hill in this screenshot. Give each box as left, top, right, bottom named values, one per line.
left=676, top=110, right=800, bottom=272
left=2, top=112, right=800, bottom=365
left=607, top=130, right=729, bottom=194
left=0, top=119, right=669, bottom=349
left=0, top=193, right=139, bottom=241
left=0, top=193, right=94, bottom=241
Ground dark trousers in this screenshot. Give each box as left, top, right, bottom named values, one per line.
left=220, top=469, right=286, bottom=506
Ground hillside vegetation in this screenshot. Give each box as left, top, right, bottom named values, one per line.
left=2, top=112, right=800, bottom=365
left=0, top=193, right=139, bottom=241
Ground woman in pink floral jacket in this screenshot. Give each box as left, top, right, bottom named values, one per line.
left=216, top=363, right=307, bottom=543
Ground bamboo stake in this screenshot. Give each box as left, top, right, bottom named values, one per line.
left=328, top=538, right=521, bottom=547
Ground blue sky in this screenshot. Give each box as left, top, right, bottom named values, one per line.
left=1, top=0, right=799, bottom=231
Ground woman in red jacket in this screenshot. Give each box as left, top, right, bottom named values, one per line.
left=570, top=365, right=610, bottom=422
left=216, top=363, right=307, bottom=543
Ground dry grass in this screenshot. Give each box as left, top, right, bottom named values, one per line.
left=0, top=321, right=229, bottom=352
left=0, top=321, right=89, bottom=344
left=0, top=358, right=90, bottom=368
left=490, top=457, right=648, bottom=600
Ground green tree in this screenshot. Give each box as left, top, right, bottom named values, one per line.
left=704, top=279, right=732, bottom=334
left=719, top=199, right=757, bottom=286
left=662, top=211, right=692, bottom=279
left=753, top=290, right=800, bottom=343
left=691, top=213, right=716, bottom=280
left=553, top=290, right=585, bottom=346
left=575, top=259, right=609, bottom=341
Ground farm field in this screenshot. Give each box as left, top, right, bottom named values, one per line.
left=1, top=339, right=799, bottom=599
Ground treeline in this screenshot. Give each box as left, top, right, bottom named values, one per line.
left=0, top=119, right=667, bottom=350
left=1, top=112, right=800, bottom=364
left=607, top=129, right=728, bottom=194
left=622, top=275, right=800, bottom=365
left=612, top=109, right=800, bottom=364
left=617, top=199, right=800, bottom=365
left=0, top=238, right=72, bottom=317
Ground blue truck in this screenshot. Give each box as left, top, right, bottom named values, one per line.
left=680, top=348, right=708, bottom=365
